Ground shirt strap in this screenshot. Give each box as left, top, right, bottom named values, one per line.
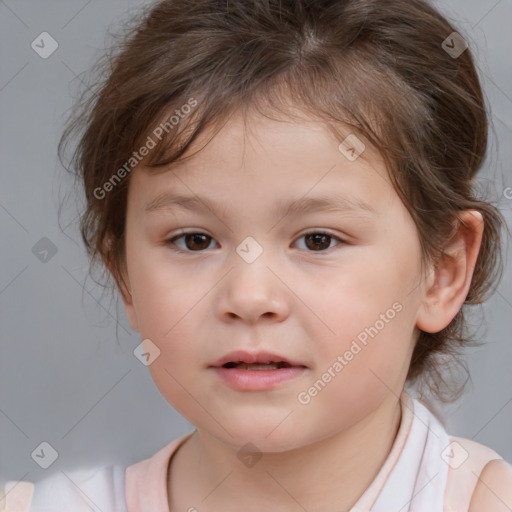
left=0, top=481, right=34, bottom=512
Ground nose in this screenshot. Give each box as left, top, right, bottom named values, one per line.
left=216, top=252, right=290, bottom=325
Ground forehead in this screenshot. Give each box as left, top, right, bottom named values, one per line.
left=129, top=109, right=393, bottom=214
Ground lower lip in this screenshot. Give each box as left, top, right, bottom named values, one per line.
left=210, top=367, right=307, bottom=391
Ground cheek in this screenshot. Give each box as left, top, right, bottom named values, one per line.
left=295, top=305, right=415, bottom=435
left=301, top=242, right=421, bottom=391
left=126, top=240, right=197, bottom=336
left=138, top=309, right=204, bottom=416
left=302, top=251, right=417, bottom=348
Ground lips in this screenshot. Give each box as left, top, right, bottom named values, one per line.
left=209, top=350, right=307, bottom=369
left=209, top=350, right=308, bottom=391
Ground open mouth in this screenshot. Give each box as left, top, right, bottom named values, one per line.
left=211, top=352, right=307, bottom=390
left=222, top=361, right=294, bottom=370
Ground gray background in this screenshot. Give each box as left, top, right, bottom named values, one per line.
left=0, top=0, right=511, bottom=487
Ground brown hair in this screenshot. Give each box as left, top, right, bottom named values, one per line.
left=59, top=0, right=506, bottom=402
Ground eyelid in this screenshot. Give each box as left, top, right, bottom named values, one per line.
left=165, top=228, right=348, bottom=253
left=165, top=229, right=218, bottom=253
left=294, top=230, right=346, bottom=251
left=297, top=229, right=346, bottom=241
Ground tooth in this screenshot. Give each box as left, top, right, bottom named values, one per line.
left=234, top=363, right=279, bottom=370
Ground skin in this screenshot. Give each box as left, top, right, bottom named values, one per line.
left=469, top=459, right=512, bottom=511
left=117, top=107, right=490, bottom=511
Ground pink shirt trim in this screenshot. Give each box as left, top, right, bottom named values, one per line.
left=125, top=432, right=195, bottom=512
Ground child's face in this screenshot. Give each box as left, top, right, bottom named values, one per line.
left=122, top=108, right=429, bottom=451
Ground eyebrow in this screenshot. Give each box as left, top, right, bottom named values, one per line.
left=144, top=192, right=376, bottom=218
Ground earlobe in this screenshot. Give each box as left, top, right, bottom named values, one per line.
left=107, top=257, right=139, bottom=332
left=415, top=210, right=484, bottom=333
left=122, top=289, right=139, bottom=332
left=120, top=283, right=139, bottom=332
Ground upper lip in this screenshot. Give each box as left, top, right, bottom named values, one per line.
left=209, top=350, right=307, bottom=368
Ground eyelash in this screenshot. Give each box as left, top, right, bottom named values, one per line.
left=164, top=230, right=346, bottom=254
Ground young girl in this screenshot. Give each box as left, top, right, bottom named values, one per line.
left=2, top=0, right=511, bottom=510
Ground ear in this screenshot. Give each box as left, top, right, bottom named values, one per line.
left=104, top=243, right=139, bottom=332
left=416, top=210, right=484, bottom=333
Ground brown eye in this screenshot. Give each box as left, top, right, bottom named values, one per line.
left=167, top=232, right=215, bottom=251
left=295, top=232, right=343, bottom=252
left=166, top=230, right=344, bottom=253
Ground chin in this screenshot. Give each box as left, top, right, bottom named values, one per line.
left=207, top=418, right=312, bottom=454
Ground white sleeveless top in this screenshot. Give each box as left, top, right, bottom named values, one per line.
left=0, top=391, right=502, bottom=511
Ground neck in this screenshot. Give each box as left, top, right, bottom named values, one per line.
left=169, top=394, right=403, bottom=512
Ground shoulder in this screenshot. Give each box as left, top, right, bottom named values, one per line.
left=0, top=480, right=34, bottom=512
left=450, top=435, right=503, bottom=470
left=468, top=458, right=512, bottom=512
left=443, top=435, right=506, bottom=511
left=1, top=465, right=126, bottom=512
